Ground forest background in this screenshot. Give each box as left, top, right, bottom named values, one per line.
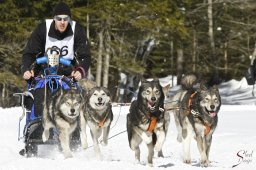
left=1, top=0, right=256, bottom=107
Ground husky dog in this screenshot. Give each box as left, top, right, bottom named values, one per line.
left=126, top=79, right=169, bottom=166
left=171, top=74, right=221, bottom=167
left=80, top=87, right=113, bottom=158
left=42, top=88, right=83, bottom=158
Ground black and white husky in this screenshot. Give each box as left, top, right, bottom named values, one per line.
left=126, top=79, right=169, bottom=166
left=168, top=74, right=221, bottom=167
left=80, top=87, right=113, bottom=159
left=42, top=88, right=83, bottom=158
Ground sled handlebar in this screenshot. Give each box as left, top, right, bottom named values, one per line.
left=36, top=56, right=72, bottom=66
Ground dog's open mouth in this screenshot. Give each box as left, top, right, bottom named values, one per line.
left=95, top=102, right=105, bottom=107
left=147, top=101, right=156, bottom=110
left=68, top=113, right=77, bottom=117
left=205, top=108, right=217, bottom=117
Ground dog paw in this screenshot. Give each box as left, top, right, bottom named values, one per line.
left=148, top=163, right=153, bottom=167
left=183, top=159, right=191, bottom=164
left=134, top=158, right=140, bottom=164
left=200, top=159, right=210, bottom=167
left=101, top=142, right=107, bottom=146
left=81, top=142, right=88, bottom=149
left=177, top=134, right=182, bottom=143
left=141, top=132, right=152, bottom=144
left=157, top=150, right=164, bottom=157
left=95, top=153, right=103, bottom=161
left=42, top=131, right=49, bottom=142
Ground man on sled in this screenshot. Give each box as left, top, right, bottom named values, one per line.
left=17, top=2, right=91, bottom=157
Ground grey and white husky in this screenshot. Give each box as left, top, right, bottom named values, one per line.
left=168, top=74, right=221, bottom=167
left=42, top=88, right=83, bottom=158
left=80, top=87, right=113, bottom=159
left=126, top=79, right=169, bottom=166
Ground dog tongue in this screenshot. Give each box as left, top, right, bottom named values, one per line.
left=147, top=102, right=156, bottom=110
left=148, top=101, right=155, bottom=107
left=210, top=112, right=216, bottom=117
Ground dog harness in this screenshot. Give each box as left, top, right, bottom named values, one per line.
left=87, top=106, right=111, bottom=128
left=98, top=113, right=110, bottom=127
left=147, top=117, right=157, bottom=132
left=188, top=92, right=197, bottom=113
left=204, top=124, right=211, bottom=136
left=145, top=107, right=164, bottom=133
left=188, top=92, right=211, bottom=136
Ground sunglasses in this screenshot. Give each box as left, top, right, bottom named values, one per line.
left=54, top=16, right=70, bottom=22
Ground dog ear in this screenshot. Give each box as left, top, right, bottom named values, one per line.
left=141, top=77, right=147, bottom=84
left=152, top=78, right=160, bottom=84
left=200, top=81, right=208, bottom=91
left=153, top=78, right=159, bottom=82
left=162, top=84, right=170, bottom=97
left=212, top=85, right=219, bottom=92
left=87, top=87, right=94, bottom=97
left=102, top=87, right=111, bottom=96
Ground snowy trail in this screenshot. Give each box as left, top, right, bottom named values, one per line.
left=0, top=104, right=255, bottom=170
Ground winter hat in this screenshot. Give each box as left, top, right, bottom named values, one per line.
left=53, top=2, right=71, bottom=17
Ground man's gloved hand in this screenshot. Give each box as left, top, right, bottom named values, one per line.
left=71, top=70, right=82, bottom=80
left=23, top=70, right=34, bottom=80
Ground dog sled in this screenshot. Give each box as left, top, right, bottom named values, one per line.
left=14, top=48, right=81, bottom=157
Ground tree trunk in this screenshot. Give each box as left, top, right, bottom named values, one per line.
left=115, top=34, right=125, bottom=102
left=192, top=30, right=197, bottom=72
left=2, top=83, right=5, bottom=98
left=250, top=42, right=256, bottom=65
left=252, top=42, right=256, bottom=62
left=103, top=30, right=111, bottom=88
left=208, top=0, right=217, bottom=75
left=177, top=48, right=184, bottom=85
left=224, top=42, right=228, bottom=78
left=170, top=40, right=174, bottom=87
left=86, top=1, right=92, bottom=79
left=96, top=30, right=103, bottom=86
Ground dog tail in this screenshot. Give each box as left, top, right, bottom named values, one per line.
left=180, top=74, right=197, bottom=90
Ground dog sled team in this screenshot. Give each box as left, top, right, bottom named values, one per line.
left=16, top=72, right=221, bottom=167
left=127, top=75, right=221, bottom=167
left=13, top=1, right=224, bottom=167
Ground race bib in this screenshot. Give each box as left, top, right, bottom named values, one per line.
left=45, top=19, right=76, bottom=60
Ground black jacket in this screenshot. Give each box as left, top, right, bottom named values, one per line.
left=21, top=20, right=91, bottom=78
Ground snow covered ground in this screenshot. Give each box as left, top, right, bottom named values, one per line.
left=0, top=78, right=256, bottom=170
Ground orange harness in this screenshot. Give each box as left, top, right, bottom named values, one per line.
left=204, top=125, right=211, bottom=136
left=147, top=116, right=157, bottom=132
left=98, top=112, right=110, bottom=127
left=188, top=92, right=211, bottom=136
left=98, top=117, right=107, bottom=127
